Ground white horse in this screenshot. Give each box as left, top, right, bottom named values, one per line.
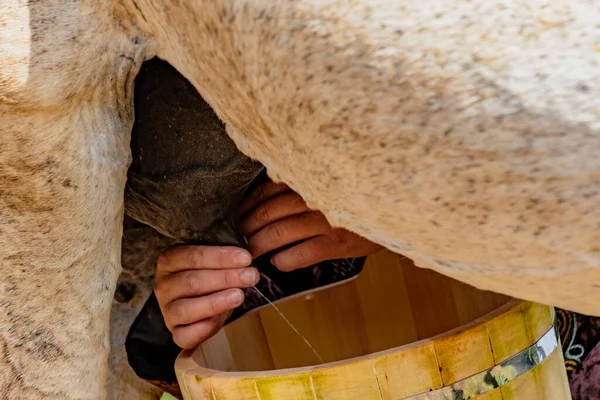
left=1, top=0, right=599, bottom=398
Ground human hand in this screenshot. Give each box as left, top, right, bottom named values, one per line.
left=237, top=181, right=382, bottom=271
left=154, top=245, right=258, bottom=349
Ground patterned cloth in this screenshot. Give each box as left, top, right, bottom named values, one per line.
left=556, top=310, right=600, bottom=399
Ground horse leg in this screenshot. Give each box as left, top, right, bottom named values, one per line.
left=0, top=102, right=131, bottom=399
left=0, top=1, right=147, bottom=397
left=106, top=218, right=172, bottom=400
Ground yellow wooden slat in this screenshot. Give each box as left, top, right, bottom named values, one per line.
left=401, top=261, right=460, bottom=340
left=433, top=323, right=495, bottom=385
left=500, top=349, right=571, bottom=399
left=181, top=376, right=212, bottom=400
left=254, top=372, right=316, bottom=400
left=473, top=390, right=504, bottom=400
left=311, top=360, right=382, bottom=400
left=355, top=251, right=419, bottom=353
left=536, top=349, right=572, bottom=400
left=258, top=298, right=321, bottom=368
left=180, top=368, right=217, bottom=400
left=175, top=352, right=203, bottom=400
left=209, top=377, right=259, bottom=400
left=373, top=342, right=443, bottom=400
left=258, top=280, right=370, bottom=368
left=225, top=312, right=274, bottom=371
left=450, top=279, right=510, bottom=326
left=200, top=328, right=237, bottom=372
left=486, top=302, right=553, bottom=364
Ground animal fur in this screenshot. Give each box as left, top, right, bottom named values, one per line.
left=1, top=0, right=599, bottom=398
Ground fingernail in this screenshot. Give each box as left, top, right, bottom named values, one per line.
left=240, top=268, right=258, bottom=285
left=227, top=290, right=243, bottom=305
left=234, top=251, right=252, bottom=266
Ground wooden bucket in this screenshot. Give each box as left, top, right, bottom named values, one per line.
left=175, top=251, right=570, bottom=399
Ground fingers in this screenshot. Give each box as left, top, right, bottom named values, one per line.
left=156, top=245, right=252, bottom=276
left=237, top=181, right=289, bottom=218
left=270, top=235, right=337, bottom=271
left=247, top=212, right=331, bottom=259
left=172, top=314, right=227, bottom=349
left=238, top=191, right=309, bottom=237
left=154, top=245, right=259, bottom=349
left=163, top=288, right=244, bottom=330
left=154, top=266, right=259, bottom=305
left=271, top=230, right=384, bottom=271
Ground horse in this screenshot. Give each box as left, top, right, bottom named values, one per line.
left=1, top=0, right=598, bottom=398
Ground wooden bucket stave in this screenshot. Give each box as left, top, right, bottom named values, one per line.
left=175, top=251, right=570, bottom=399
